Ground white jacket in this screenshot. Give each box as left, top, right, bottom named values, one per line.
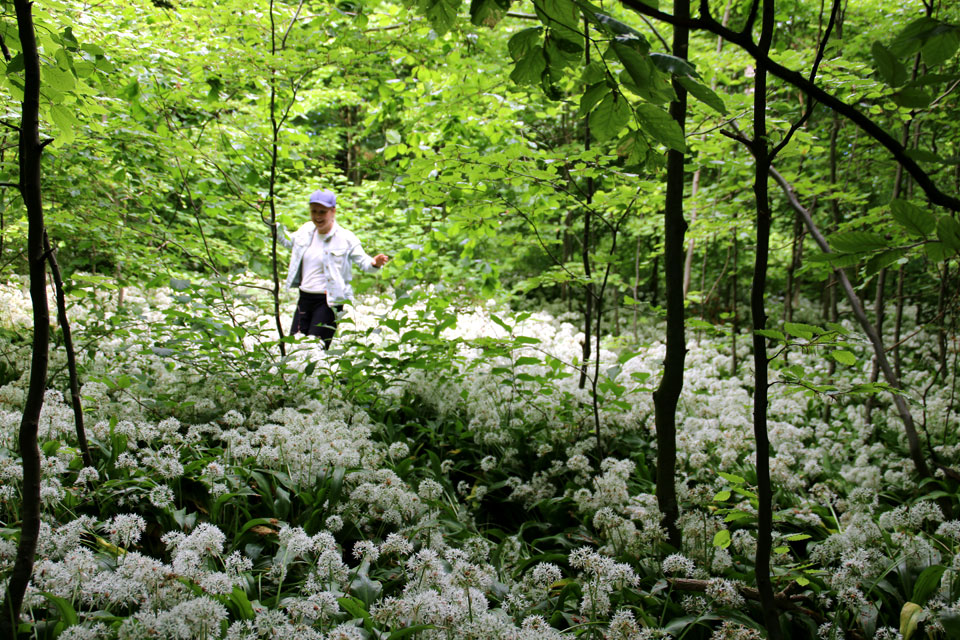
left=281, top=222, right=378, bottom=304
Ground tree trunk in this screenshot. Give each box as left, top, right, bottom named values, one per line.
left=731, top=225, right=739, bottom=376
left=749, top=0, right=781, bottom=635
left=44, top=233, right=92, bottom=469
left=769, top=166, right=932, bottom=480
left=268, top=0, right=286, bottom=357
left=578, top=17, right=594, bottom=391
left=652, top=0, right=688, bottom=550
left=864, top=268, right=887, bottom=424
left=1, top=0, right=48, bottom=634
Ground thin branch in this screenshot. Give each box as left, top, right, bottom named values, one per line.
left=769, top=0, right=841, bottom=159
left=616, top=0, right=960, bottom=211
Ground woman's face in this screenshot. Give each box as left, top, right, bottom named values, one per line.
left=310, top=203, right=336, bottom=234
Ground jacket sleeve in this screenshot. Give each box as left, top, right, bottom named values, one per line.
left=275, top=223, right=294, bottom=250
left=348, top=241, right=379, bottom=273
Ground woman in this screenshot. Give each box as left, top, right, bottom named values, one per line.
left=279, top=189, right=388, bottom=348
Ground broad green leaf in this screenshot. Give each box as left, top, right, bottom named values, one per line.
left=508, top=27, right=542, bottom=61
left=831, top=350, right=856, bottom=366
left=925, top=241, right=952, bottom=263
left=635, top=103, right=684, bottom=152
left=784, top=322, right=820, bottom=339
left=650, top=52, right=699, bottom=78
left=616, top=130, right=650, bottom=167
left=591, top=11, right=651, bottom=53
left=713, top=490, right=731, bottom=501
left=39, top=592, right=78, bottom=627
left=677, top=76, right=727, bottom=114
left=534, top=0, right=581, bottom=42
left=901, top=601, right=924, bottom=639
left=912, top=565, right=946, bottom=605
left=579, top=82, right=608, bottom=116
left=42, top=65, right=76, bottom=94
left=921, top=28, right=960, bottom=67
left=936, top=216, right=960, bottom=253
left=420, top=0, right=459, bottom=36
left=890, top=17, right=940, bottom=57
left=827, top=231, right=890, bottom=253
left=864, top=248, right=908, bottom=279
left=784, top=534, right=812, bottom=541
left=590, top=91, right=631, bottom=142
left=871, top=41, right=907, bottom=87
left=611, top=42, right=652, bottom=89
left=891, top=199, right=935, bottom=236
left=717, top=471, right=746, bottom=484
left=49, top=105, right=81, bottom=144
left=892, top=87, right=931, bottom=109
left=470, top=0, right=510, bottom=27
left=510, top=46, right=546, bottom=86
left=712, top=529, right=731, bottom=548
left=755, top=329, right=786, bottom=341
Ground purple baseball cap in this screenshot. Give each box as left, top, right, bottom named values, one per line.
left=309, top=189, right=336, bottom=208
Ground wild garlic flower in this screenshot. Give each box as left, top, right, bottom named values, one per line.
left=661, top=553, right=696, bottom=577
left=106, top=513, right=147, bottom=547
left=705, top=578, right=746, bottom=609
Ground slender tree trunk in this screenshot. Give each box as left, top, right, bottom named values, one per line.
left=268, top=0, right=286, bottom=357
left=579, top=17, right=594, bottom=391
left=893, top=265, right=905, bottom=380
left=784, top=211, right=803, bottom=326
left=749, top=1, right=781, bottom=636
left=682, top=169, right=699, bottom=298
left=731, top=226, right=739, bottom=376
left=44, top=232, right=92, bottom=469
left=652, top=0, right=688, bottom=550
left=1, top=0, right=48, bottom=634
left=864, top=268, right=887, bottom=423
left=633, top=233, right=642, bottom=341
left=769, top=166, right=932, bottom=480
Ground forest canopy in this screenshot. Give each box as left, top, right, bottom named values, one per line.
left=0, top=0, right=959, bottom=637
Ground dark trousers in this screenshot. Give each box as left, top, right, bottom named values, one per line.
left=291, top=291, right=343, bottom=349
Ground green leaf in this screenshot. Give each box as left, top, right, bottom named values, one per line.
left=420, top=0, right=459, bottom=36
left=712, top=529, right=731, bottom=548
left=871, top=41, right=907, bottom=87
left=891, top=199, right=935, bottom=237
left=936, top=216, right=960, bottom=254
left=864, top=248, right=908, bottom=279
left=229, top=586, right=256, bottom=620
left=510, top=46, right=546, bottom=86
left=925, top=241, right=952, bottom=263
left=717, top=471, right=746, bottom=484
left=921, top=28, right=960, bottom=67
left=827, top=231, right=890, bottom=253
left=49, top=105, right=81, bottom=144
left=39, top=591, right=78, bottom=627
left=831, top=350, right=856, bottom=366
left=677, top=76, right=727, bottom=114
left=784, top=322, right=820, bottom=339
left=579, top=82, right=608, bottom=116
left=650, top=52, right=699, bottom=78
left=508, top=27, right=543, bottom=61
left=912, top=565, right=946, bottom=605
left=713, top=490, right=731, bottom=502
left=591, top=12, right=650, bottom=53
left=901, top=601, right=924, bottom=639
left=755, top=329, right=785, bottom=341
left=892, top=87, right=931, bottom=109
left=784, top=534, right=812, bottom=541
left=891, top=17, right=941, bottom=57
left=534, top=0, right=581, bottom=41
left=469, top=0, right=510, bottom=27
left=591, top=91, right=631, bottom=142
left=635, top=103, right=684, bottom=152
left=388, top=625, right=438, bottom=639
